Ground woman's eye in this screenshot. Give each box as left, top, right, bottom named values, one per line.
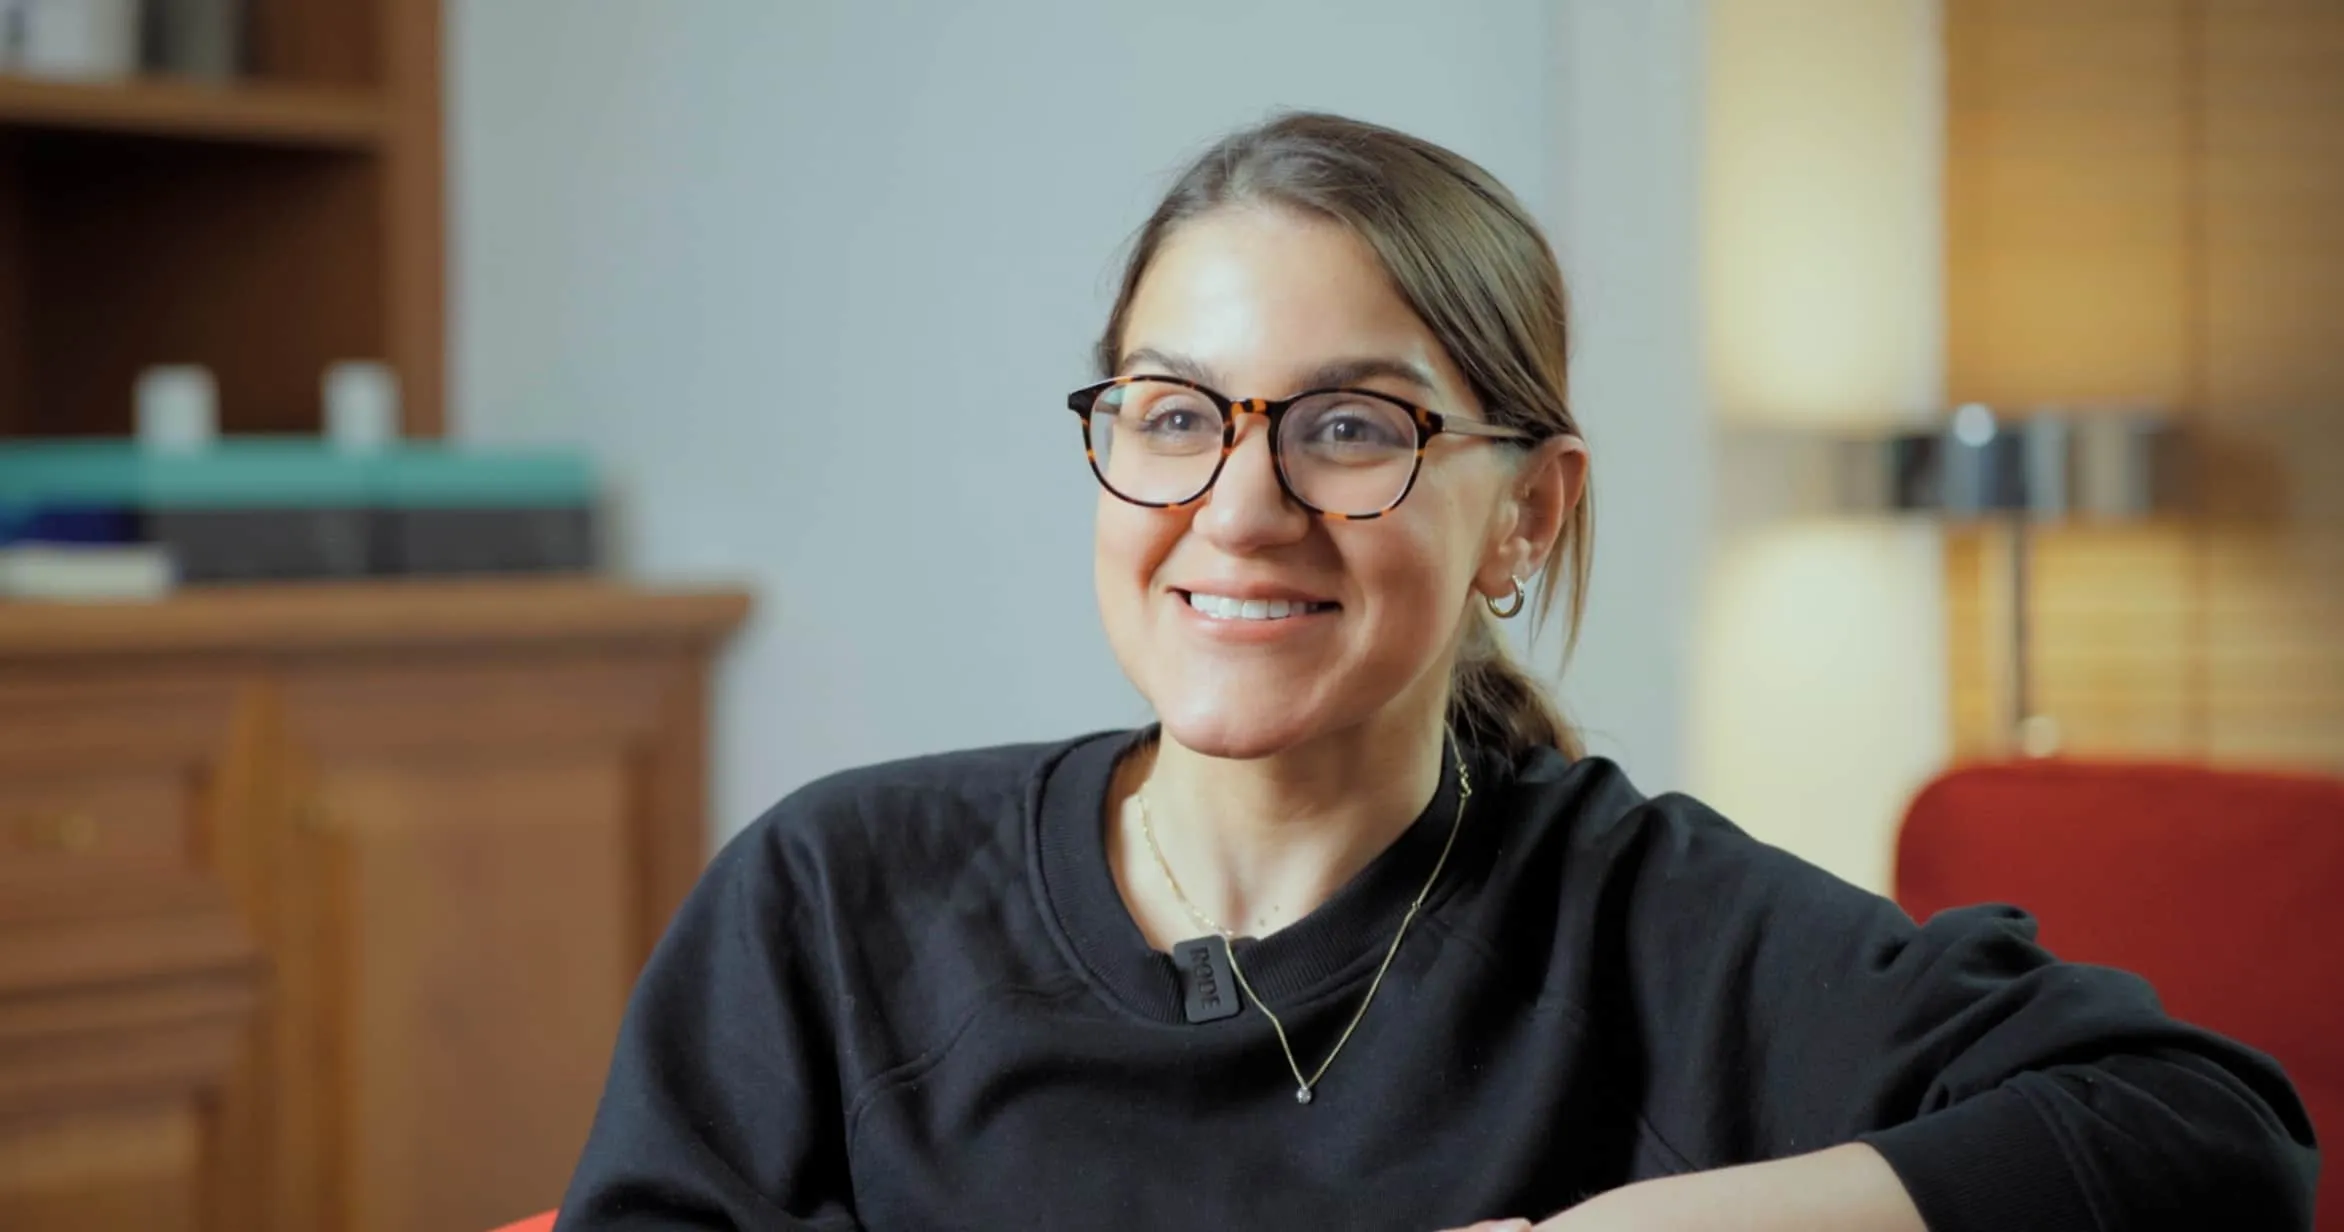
left=1306, top=409, right=1407, bottom=448
left=1140, top=405, right=1214, bottom=435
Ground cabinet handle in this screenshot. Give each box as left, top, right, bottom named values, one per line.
left=14, top=811, right=99, bottom=852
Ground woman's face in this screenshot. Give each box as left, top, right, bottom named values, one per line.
left=1095, top=205, right=1574, bottom=760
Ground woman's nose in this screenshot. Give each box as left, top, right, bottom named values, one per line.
left=1191, top=413, right=1309, bottom=546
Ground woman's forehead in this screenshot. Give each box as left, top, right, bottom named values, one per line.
left=1120, top=209, right=1458, bottom=396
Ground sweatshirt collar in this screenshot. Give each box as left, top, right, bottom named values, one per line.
left=1031, top=727, right=1472, bottom=1025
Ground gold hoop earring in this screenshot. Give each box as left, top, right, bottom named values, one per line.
left=1485, top=576, right=1526, bottom=619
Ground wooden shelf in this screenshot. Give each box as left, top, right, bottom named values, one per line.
left=0, top=74, right=385, bottom=150
left=0, top=578, right=755, bottom=659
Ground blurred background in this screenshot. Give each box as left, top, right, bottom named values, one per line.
left=0, top=1, right=2336, bottom=1229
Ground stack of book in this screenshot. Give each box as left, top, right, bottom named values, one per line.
left=0, top=440, right=601, bottom=600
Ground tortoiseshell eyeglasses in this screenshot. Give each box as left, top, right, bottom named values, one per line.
left=1065, top=376, right=1536, bottom=520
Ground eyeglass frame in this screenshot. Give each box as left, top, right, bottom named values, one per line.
left=1065, top=374, right=1544, bottom=521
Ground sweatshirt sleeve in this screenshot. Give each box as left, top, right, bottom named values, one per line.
left=556, top=816, right=858, bottom=1231
left=1609, top=794, right=2319, bottom=1232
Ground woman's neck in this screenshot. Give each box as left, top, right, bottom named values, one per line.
left=1109, top=710, right=1449, bottom=948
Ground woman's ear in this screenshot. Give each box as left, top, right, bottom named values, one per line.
left=1475, top=435, right=1587, bottom=600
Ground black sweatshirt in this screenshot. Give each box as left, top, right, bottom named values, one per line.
left=557, top=730, right=2319, bottom=1231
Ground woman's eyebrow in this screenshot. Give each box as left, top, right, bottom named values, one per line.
left=1116, top=349, right=1438, bottom=395
left=1295, top=356, right=1438, bottom=394
left=1116, top=347, right=1219, bottom=385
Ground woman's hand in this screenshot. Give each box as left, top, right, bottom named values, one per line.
left=1438, top=1143, right=1926, bottom=1232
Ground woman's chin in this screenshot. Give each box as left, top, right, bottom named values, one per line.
left=1153, top=698, right=1335, bottom=762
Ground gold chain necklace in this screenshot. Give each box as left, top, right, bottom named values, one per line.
left=1133, top=749, right=1471, bottom=1105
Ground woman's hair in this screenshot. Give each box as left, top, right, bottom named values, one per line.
left=1096, top=111, right=1592, bottom=759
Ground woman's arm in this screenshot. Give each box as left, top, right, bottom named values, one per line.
left=556, top=818, right=858, bottom=1230
left=1538, top=1143, right=1921, bottom=1231
left=1444, top=1143, right=1919, bottom=1232
left=1445, top=1144, right=1920, bottom=1232
left=1591, top=795, right=2318, bottom=1232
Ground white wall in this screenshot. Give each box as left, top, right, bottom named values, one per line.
left=1689, top=0, right=1949, bottom=892
left=449, top=1, right=1711, bottom=838
left=1543, top=0, right=1710, bottom=790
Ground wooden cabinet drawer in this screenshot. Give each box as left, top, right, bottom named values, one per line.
left=0, top=1102, right=202, bottom=1232
left=0, top=772, right=193, bottom=886
left=0, top=676, right=243, bottom=924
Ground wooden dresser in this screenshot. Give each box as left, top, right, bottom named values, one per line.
left=0, top=579, right=748, bottom=1232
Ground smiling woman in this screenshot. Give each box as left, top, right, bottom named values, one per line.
left=549, top=114, right=2318, bottom=1232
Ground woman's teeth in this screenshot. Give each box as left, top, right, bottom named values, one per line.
left=1184, top=592, right=1333, bottom=621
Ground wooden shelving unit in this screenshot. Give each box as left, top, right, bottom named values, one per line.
left=0, top=75, right=387, bottom=149
left=0, top=579, right=750, bottom=1232
left=0, top=14, right=727, bottom=1232
left=0, top=0, right=444, bottom=440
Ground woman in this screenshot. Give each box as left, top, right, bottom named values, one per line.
left=557, top=113, right=2316, bottom=1230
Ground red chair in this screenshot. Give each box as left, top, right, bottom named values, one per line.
left=1895, top=759, right=2343, bottom=1229
left=488, top=1214, right=555, bottom=1232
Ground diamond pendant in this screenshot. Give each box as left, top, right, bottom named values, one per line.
left=1294, top=1086, right=1313, bottom=1105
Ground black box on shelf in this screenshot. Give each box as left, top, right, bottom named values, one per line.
left=374, top=506, right=599, bottom=577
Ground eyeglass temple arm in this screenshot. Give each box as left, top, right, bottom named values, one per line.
left=1438, top=417, right=1538, bottom=441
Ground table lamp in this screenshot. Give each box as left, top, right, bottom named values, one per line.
left=1734, top=407, right=2184, bottom=754
left=1761, top=406, right=2193, bottom=756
